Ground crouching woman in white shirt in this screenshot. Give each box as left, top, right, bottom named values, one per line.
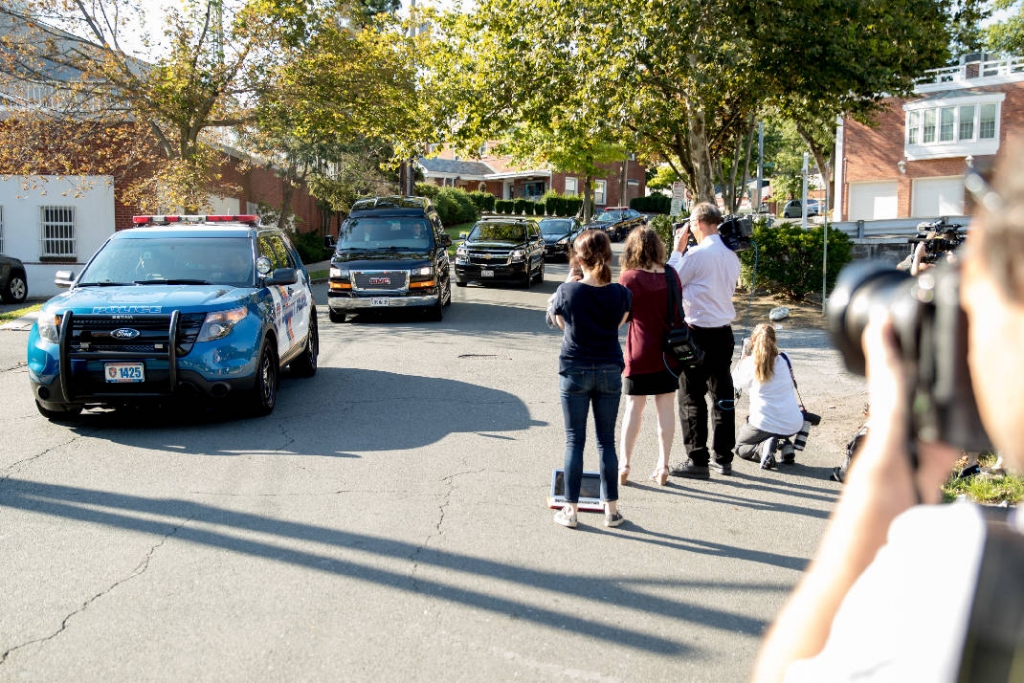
left=732, top=323, right=805, bottom=470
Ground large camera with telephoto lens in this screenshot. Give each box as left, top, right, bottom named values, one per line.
left=826, top=260, right=992, bottom=453
left=673, top=215, right=753, bottom=252
left=908, top=218, right=967, bottom=265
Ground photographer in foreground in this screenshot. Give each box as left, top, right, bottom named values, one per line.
left=752, top=142, right=1024, bottom=682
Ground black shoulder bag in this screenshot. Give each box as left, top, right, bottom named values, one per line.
left=663, top=267, right=703, bottom=376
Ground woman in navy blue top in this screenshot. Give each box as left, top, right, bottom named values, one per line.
left=549, top=229, right=632, bottom=529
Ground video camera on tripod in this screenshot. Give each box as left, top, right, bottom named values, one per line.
left=908, top=218, right=967, bottom=265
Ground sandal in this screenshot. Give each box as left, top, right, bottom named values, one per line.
left=618, top=465, right=630, bottom=485
left=649, top=467, right=669, bottom=486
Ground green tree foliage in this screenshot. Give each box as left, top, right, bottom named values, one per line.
left=435, top=187, right=479, bottom=226
left=740, top=224, right=853, bottom=299
left=987, top=0, right=1024, bottom=55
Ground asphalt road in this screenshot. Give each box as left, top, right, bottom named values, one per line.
left=0, top=254, right=868, bottom=682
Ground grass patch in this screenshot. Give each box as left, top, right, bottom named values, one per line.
left=444, top=222, right=477, bottom=258
left=0, top=302, right=43, bottom=324
left=942, top=453, right=1024, bottom=505
left=308, top=269, right=329, bottom=280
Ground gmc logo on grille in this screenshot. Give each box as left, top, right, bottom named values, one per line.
left=369, top=277, right=390, bottom=285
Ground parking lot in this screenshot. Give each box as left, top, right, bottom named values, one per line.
left=0, top=252, right=869, bottom=682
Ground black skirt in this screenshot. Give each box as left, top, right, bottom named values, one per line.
left=623, top=369, right=680, bottom=396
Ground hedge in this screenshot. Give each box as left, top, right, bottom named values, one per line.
left=495, top=199, right=514, bottom=214
left=469, top=191, right=495, bottom=213
left=631, top=194, right=672, bottom=214
left=291, top=230, right=332, bottom=264
left=739, top=223, right=853, bottom=299
left=435, top=188, right=480, bottom=226
left=414, top=182, right=440, bottom=199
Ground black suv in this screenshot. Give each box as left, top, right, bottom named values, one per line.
left=455, top=217, right=545, bottom=288
left=0, top=253, right=28, bottom=303
left=327, top=196, right=453, bottom=323
left=585, top=208, right=646, bottom=242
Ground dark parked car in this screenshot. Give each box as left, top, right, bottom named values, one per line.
left=327, top=196, right=453, bottom=323
left=455, top=218, right=545, bottom=288
left=782, top=199, right=820, bottom=219
left=0, top=253, right=28, bottom=304
left=585, top=208, right=646, bottom=241
left=538, top=217, right=583, bottom=261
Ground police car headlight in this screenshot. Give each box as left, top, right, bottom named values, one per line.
left=510, top=249, right=525, bottom=262
left=197, top=306, right=248, bottom=342
left=37, top=312, right=60, bottom=343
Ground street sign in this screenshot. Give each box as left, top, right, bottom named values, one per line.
left=670, top=198, right=683, bottom=216
left=672, top=181, right=686, bottom=200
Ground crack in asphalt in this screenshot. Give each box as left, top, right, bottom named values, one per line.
left=407, top=468, right=484, bottom=592
left=0, top=516, right=192, bottom=667
left=0, top=435, right=84, bottom=489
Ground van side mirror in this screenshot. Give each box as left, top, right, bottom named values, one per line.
left=324, top=235, right=337, bottom=249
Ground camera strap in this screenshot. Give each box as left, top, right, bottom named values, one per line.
left=779, top=352, right=806, bottom=411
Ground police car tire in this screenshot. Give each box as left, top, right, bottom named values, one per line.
left=247, top=341, right=279, bottom=416
left=35, top=401, right=83, bottom=422
left=291, top=315, right=318, bottom=378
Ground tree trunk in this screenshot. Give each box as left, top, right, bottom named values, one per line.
left=582, top=176, right=595, bottom=221
left=684, top=98, right=716, bottom=203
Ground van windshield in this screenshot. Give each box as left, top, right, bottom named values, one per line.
left=338, top=218, right=433, bottom=251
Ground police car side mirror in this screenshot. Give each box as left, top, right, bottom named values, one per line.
left=265, top=268, right=298, bottom=286
left=54, top=270, right=75, bottom=288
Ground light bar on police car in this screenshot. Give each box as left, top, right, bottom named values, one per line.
left=132, top=215, right=260, bottom=226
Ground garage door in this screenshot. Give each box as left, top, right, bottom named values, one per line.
left=848, top=181, right=898, bottom=221
left=912, top=176, right=964, bottom=218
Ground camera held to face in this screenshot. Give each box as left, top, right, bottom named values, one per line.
left=673, top=215, right=753, bottom=252
left=825, top=260, right=992, bottom=453
left=909, top=218, right=966, bottom=265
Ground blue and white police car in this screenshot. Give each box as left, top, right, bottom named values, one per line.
left=27, top=215, right=319, bottom=420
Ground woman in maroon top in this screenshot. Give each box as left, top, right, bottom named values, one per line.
left=617, top=227, right=682, bottom=486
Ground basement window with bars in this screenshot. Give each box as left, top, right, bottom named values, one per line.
left=40, top=206, right=76, bottom=258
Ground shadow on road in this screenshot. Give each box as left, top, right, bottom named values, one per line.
left=54, top=367, right=544, bottom=458
left=0, top=478, right=789, bottom=656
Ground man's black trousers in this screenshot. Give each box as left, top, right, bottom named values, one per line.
left=677, top=324, right=736, bottom=465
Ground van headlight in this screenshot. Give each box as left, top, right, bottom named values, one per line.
left=197, top=306, right=248, bottom=342
left=37, top=312, right=61, bottom=343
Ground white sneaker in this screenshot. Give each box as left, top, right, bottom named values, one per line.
left=554, top=506, right=578, bottom=528
left=759, top=437, right=779, bottom=470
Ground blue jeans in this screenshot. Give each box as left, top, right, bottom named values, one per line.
left=559, top=363, right=622, bottom=504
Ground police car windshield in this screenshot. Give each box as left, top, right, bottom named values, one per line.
left=79, top=238, right=255, bottom=287
left=337, top=218, right=432, bottom=251
left=594, top=211, right=624, bottom=222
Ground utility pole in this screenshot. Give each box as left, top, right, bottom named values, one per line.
left=755, top=121, right=764, bottom=214
left=822, top=159, right=830, bottom=313
left=801, top=151, right=809, bottom=230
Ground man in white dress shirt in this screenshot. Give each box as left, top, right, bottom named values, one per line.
left=667, top=202, right=742, bottom=479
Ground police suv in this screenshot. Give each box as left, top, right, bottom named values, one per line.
left=27, top=215, right=318, bottom=420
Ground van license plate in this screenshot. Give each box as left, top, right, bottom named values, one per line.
left=370, top=298, right=390, bottom=307
left=481, top=270, right=494, bottom=277
left=105, top=362, right=145, bottom=383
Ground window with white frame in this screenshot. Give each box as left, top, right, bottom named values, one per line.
left=564, top=177, right=578, bottom=196
left=40, top=206, right=76, bottom=258
left=594, top=180, right=607, bottom=206
left=904, top=92, right=1003, bottom=159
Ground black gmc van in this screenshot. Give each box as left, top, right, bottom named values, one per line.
left=327, top=196, right=453, bottom=322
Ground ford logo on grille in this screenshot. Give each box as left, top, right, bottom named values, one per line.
left=369, top=277, right=390, bottom=285
left=111, top=328, right=141, bottom=340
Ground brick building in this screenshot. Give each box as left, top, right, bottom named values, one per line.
left=418, top=144, right=647, bottom=208
left=834, top=54, right=1024, bottom=222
